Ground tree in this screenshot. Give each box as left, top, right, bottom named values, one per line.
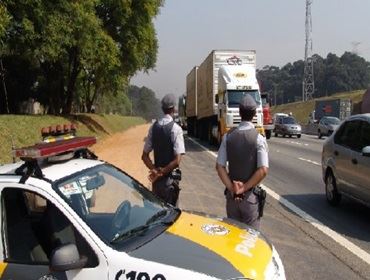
left=1, top=0, right=164, bottom=114
left=257, top=52, right=370, bottom=105
left=128, top=85, right=161, bottom=120
left=0, top=4, right=10, bottom=44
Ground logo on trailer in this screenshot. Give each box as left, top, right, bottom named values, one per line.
left=227, top=56, right=242, bottom=65
left=234, top=72, right=247, bottom=78
left=201, top=224, right=230, bottom=236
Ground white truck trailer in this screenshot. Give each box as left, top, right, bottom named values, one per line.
left=186, top=50, right=264, bottom=144
left=186, top=66, right=198, bottom=137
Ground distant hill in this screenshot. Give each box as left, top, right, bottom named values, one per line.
left=271, top=89, right=366, bottom=124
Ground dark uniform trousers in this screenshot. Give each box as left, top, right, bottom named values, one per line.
left=152, top=176, right=180, bottom=206
left=225, top=188, right=260, bottom=229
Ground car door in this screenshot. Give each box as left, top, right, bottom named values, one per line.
left=0, top=183, right=108, bottom=280
left=350, top=120, right=370, bottom=202
left=332, top=120, right=362, bottom=197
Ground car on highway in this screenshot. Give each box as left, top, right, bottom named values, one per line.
left=274, top=115, right=302, bottom=138
left=0, top=125, right=285, bottom=280
left=322, top=114, right=370, bottom=206
left=317, top=116, right=341, bottom=139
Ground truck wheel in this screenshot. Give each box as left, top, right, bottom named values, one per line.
left=289, top=134, right=292, bottom=138
left=297, top=134, right=301, bottom=138
left=265, top=130, right=271, bottom=139
left=217, top=129, right=222, bottom=146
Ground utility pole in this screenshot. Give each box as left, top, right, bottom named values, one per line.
left=303, top=0, right=314, bottom=102
left=0, top=59, right=10, bottom=114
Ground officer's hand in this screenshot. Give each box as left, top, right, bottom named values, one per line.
left=233, top=181, right=245, bottom=195
left=149, top=168, right=163, bottom=183
left=149, top=169, right=159, bottom=182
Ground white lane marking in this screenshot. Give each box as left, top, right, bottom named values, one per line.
left=187, top=136, right=370, bottom=266
left=298, top=157, right=321, bottom=166
left=263, top=186, right=370, bottom=266
left=187, top=137, right=218, bottom=158
left=285, top=140, right=308, bottom=146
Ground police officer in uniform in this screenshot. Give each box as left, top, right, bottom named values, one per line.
left=216, top=95, right=268, bottom=229
left=142, top=93, right=185, bottom=206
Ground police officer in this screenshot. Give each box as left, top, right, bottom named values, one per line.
left=142, top=93, right=185, bottom=206
left=216, top=95, right=268, bottom=229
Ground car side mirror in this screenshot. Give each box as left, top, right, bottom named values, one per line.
left=50, top=244, right=87, bottom=272
left=362, top=146, right=370, bottom=157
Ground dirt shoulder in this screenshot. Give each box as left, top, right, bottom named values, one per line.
left=91, top=123, right=151, bottom=188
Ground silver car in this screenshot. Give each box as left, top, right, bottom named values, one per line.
left=318, top=116, right=340, bottom=139
left=274, top=116, right=302, bottom=138
left=322, top=114, right=370, bottom=206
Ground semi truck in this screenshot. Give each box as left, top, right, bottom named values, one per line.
left=186, top=67, right=198, bottom=136
left=309, top=98, right=352, bottom=123
left=186, top=50, right=264, bottom=144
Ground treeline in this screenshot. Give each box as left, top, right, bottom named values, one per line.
left=0, top=0, right=164, bottom=115
left=257, top=52, right=370, bottom=105
left=128, top=85, right=162, bottom=121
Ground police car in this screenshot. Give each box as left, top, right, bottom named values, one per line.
left=0, top=124, right=285, bottom=280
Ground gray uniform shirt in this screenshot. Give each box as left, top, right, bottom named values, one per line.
left=217, top=121, right=269, bottom=168
left=143, top=114, right=185, bottom=155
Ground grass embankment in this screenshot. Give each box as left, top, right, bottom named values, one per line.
left=0, top=114, right=145, bottom=164
left=271, top=90, right=365, bottom=124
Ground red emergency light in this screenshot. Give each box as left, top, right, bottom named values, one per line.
left=41, top=123, right=77, bottom=141
left=13, top=136, right=97, bottom=159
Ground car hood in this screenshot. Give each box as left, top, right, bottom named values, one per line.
left=326, top=124, right=339, bottom=130
left=129, top=212, right=273, bottom=279
left=284, top=124, right=301, bottom=129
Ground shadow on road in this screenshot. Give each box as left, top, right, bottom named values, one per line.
left=184, top=135, right=219, bottom=153
left=281, top=193, right=370, bottom=243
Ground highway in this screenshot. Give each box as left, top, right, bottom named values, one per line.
left=180, top=133, right=370, bottom=280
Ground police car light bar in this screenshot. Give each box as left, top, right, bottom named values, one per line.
left=13, top=137, right=97, bottom=159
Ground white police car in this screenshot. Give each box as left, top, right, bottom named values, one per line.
left=0, top=125, right=285, bottom=280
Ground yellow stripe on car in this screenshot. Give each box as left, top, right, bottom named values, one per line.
left=167, top=212, right=272, bottom=279
left=0, top=263, right=7, bottom=277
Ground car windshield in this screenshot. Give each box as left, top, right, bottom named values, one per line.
left=54, top=164, right=179, bottom=250
left=283, top=117, right=297, bottom=124
left=227, top=90, right=261, bottom=107
left=261, top=95, right=268, bottom=107
left=323, top=117, right=340, bottom=125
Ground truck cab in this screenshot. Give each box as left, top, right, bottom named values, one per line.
left=216, top=65, right=264, bottom=142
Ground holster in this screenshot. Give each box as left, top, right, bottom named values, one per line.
left=167, top=179, right=180, bottom=206
left=253, top=186, right=267, bottom=218
left=166, top=168, right=182, bottom=205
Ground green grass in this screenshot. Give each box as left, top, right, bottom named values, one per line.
left=0, top=114, right=145, bottom=164
left=271, top=90, right=366, bottom=124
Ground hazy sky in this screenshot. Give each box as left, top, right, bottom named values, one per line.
left=131, top=0, right=370, bottom=99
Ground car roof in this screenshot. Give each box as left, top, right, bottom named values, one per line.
left=321, top=116, right=340, bottom=119
left=346, top=113, right=370, bottom=122
left=0, top=158, right=104, bottom=182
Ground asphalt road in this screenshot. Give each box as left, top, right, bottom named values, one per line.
left=179, top=133, right=370, bottom=280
